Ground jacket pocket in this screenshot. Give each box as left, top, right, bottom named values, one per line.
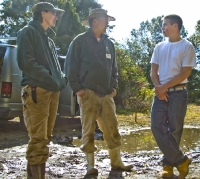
left=80, top=71, right=88, bottom=83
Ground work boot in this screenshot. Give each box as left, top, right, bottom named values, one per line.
left=177, top=158, right=192, bottom=179
left=85, top=153, right=98, bottom=175
left=27, top=163, right=33, bottom=179
left=30, top=163, right=45, bottom=179
left=108, top=146, right=133, bottom=171
left=161, top=165, right=173, bottom=178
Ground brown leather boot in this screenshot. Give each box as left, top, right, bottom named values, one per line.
left=30, top=163, right=45, bottom=179
left=27, top=163, right=33, bottom=179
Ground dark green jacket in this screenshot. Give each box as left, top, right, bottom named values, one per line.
left=65, top=28, right=118, bottom=95
left=17, top=20, right=67, bottom=92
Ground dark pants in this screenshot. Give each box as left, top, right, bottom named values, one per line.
left=151, top=89, right=188, bottom=167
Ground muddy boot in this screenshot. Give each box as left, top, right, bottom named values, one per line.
left=30, top=163, right=45, bottom=179
left=27, top=163, right=33, bottom=179
left=161, top=166, right=173, bottom=178
left=177, top=158, right=192, bottom=179
left=108, top=146, right=133, bottom=171
left=85, top=153, right=98, bottom=175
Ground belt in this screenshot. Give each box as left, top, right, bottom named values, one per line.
left=167, top=84, right=187, bottom=92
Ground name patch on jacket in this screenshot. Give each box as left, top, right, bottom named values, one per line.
left=106, top=53, right=111, bottom=59
left=106, top=46, right=111, bottom=59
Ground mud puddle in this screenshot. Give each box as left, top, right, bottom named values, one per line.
left=0, top=119, right=200, bottom=179
left=72, top=127, right=200, bottom=154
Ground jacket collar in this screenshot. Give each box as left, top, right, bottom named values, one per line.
left=28, top=20, right=56, bottom=37
left=86, top=28, right=108, bottom=41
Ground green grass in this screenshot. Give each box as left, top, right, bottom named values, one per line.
left=116, top=103, right=200, bottom=127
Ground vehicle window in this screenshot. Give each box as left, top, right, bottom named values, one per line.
left=0, top=47, right=6, bottom=75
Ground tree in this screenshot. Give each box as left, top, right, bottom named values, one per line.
left=187, top=20, right=200, bottom=104
left=73, top=0, right=102, bottom=19
left=114, top=43, right=154, bottom=121
left=187, top=68, right=200, bottom=104
left=188, top=20, right=200, bottom=67
left=0, top=0, right=102, bottom=53
left=54, top=0, right=102, bottom=55
left=0, top=0, right=34, bottom=37
left=53, top=0, right=85, bottom=55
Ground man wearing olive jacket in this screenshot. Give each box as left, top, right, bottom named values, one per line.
left=65, top=8, right=133, bottom=175
left=17, top=2, right=67, bottom=179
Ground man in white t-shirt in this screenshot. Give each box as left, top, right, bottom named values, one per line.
left=150, top=14, right=196, bottom=179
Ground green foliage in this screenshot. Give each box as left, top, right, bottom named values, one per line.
left=73, top=0, right=102, bottom=20
left=126, top=16, right=163, bottom=87
left=188, top=20, right=200, bottom=65
left=187, top=67, right=200, bottom=105
left=187, top=20, right=200, bottom=104
left=0, top=0, right=101, bottom=54
left=54, top=0, right=85, bottom=54
left=0, top=0, right=35, bottom=37
left=114, top=43, right=154, bottom=118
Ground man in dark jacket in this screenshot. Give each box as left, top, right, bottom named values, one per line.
left=65, top=8, right=133, bottom=175
left=17, top=2, right=67, bottom=178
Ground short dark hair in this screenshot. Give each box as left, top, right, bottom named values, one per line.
left=164, top=14, right=183, bottom=31
left=33, top=10, right=48, bottom=23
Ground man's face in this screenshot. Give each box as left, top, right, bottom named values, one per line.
left=42, top=10, right=58, bottom=28
left=95, top=16, right=108, bottom=33
left=161, top=18, right=175, bottom=37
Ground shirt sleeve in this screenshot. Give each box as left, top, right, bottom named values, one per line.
left=151, top=44, right=159, bottom=65
left=182, top=43, right=197, bottom=68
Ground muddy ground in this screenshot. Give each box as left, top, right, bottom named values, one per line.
left=0, top=116, right=200, bottom=179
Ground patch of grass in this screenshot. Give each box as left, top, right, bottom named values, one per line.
left=185, top=103, right=200, bottom=125
left=116, top=103, right=200, bottom=127
left=116, top=108, right=134, bottom=115
left=186, top=103, right=200, bottom=117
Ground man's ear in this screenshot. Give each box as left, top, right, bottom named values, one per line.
left=41, top=11, right=46, bottom=19
left=173, top=23, right=179, bottom=30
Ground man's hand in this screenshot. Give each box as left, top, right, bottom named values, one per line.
left=113, top=88, right=117, bottom=96
left=154, top=85, right=169, bottom=102
left=157, top=92, right=169, bottom=102
left=76, top=89, right=86, bottom=97
left=155, top=85, right=168, bottom=96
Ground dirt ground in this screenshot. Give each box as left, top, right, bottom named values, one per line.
left=0, top=116, right=200, bottom=179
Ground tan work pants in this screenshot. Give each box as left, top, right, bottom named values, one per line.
left=78, top=89, right=121, bottom=153
left=21, top=85, right=59, bottom=165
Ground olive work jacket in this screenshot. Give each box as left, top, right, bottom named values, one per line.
left=65, top=28, right=118, bottom=95
left=17, top=20, right=67, bottom=92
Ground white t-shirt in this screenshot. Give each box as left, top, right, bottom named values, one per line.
left=151, top=38, right=196, bottom=85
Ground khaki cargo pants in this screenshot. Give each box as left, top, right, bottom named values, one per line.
left=21, top=85, right=60, bottom=165
left=78, top=89, right=121, bottom=153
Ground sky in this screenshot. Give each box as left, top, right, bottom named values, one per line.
left=98, top=0, right=200, bottom=42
